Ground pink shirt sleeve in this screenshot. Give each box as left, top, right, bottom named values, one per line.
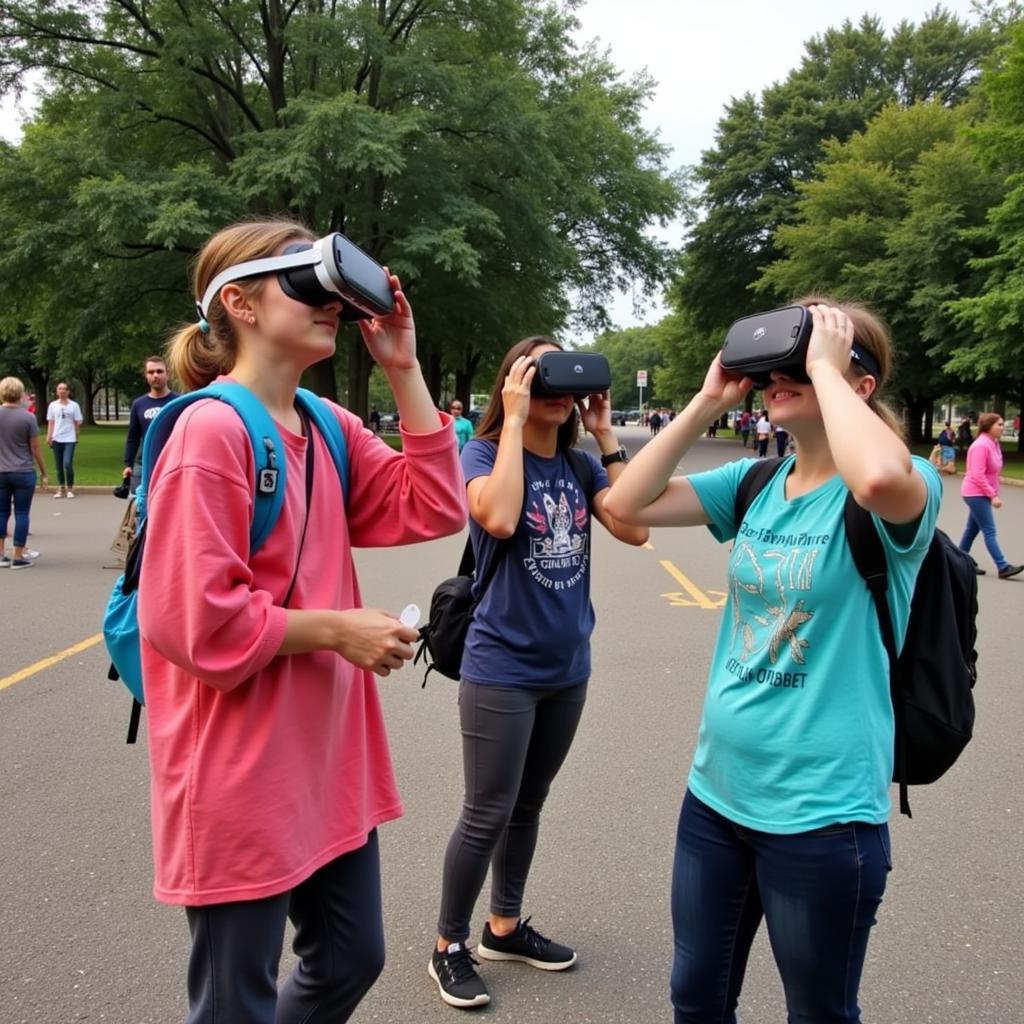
left=138, top=403, right=289, bottom=691
left=334, top=405, right=467, bottom=547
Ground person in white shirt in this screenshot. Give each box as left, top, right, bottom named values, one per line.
left=46, top=381, right=83, bottom=498
left=755, top=412, right=771, bottom=457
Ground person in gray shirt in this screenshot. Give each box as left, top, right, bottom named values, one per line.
left=0, top=376, right=48, bottom=568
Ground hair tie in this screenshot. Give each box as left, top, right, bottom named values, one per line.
left=197, top=318, right=210, bottom=334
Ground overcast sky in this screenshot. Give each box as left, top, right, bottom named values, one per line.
left=0, top=0, right=984, bottom=332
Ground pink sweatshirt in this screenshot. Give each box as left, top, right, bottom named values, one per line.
left=960, top=431, right=1003, bottom=500
left=138, top=389, right=465, bottom=905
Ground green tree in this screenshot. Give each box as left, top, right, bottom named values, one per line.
left=757, top=102, right=999, bottom=440
left=583, top=325, right=667, bottom=410
left=671, top=8, right=997, bottom=344
left=948, top=19, right=1024, bottom=447
left=0, top=1, right=681, bottom=419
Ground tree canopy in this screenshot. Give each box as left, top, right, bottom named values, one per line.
left=0, top=0, right=682, bottom=415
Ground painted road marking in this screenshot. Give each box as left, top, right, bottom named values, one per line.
left=0, top=634, right=103, bottom=692
left=659, top=560, right=727, bottom=609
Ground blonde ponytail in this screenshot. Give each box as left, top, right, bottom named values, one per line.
left=165, top=217, right=316, bottom=393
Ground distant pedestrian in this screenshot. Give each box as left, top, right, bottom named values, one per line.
left=46, top=381, right=83, bottom=498
left=449, top=400, right=474, bottom=452
left=738, top=409, right=751, bottom=447
left=774, top=423, right=789, bottom=457
left=122, top=356, right=177, bottom=494
left=755, top=411, right=771, bottom=457
left=369, top=405, right=382, bottom=433
left=650, top=410, right=663, bottom=435
left=958, top=412, right=1022, bottom=579
left=1, top=376, right=48, bottom=568
left=936, top=422, right=956, bottom=475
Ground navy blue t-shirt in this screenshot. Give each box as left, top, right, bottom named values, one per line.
left=124, top=392, right=178, bottom=467
left=459, top=438, right=609, bottom=688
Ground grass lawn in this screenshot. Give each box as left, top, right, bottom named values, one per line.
left=45, top=423, right=403, bottom=486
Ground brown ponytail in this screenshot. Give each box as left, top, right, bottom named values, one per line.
left=165, top=218, right=315, bottom=392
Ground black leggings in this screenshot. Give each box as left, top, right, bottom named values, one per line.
left=437, top=680, right=588, bottom=942
left=184, top=831, right=384, bottom=1024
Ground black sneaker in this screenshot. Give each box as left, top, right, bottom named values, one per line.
left=428, top=942, right=490, bottom=1008
left=998, top=563, right=1024, bottom=579
left=477, top=917, right=577, bottom=971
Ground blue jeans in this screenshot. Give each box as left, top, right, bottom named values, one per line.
left=670, top=790, right=891, bottom=1024
left=51, top=440, right=77, bottom=488
left=0, top=470, right=36, bottom=548
left=959, top=495, right=1007, bottom=571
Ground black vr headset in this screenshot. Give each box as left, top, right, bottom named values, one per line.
left=196, top=232, right=395, bottom=324
left=719, top=305, right=881, bottom=389
left=531, top=351, right=611, bottom=397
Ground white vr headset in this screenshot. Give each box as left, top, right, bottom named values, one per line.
left=196, top=232, right=395, bottom=323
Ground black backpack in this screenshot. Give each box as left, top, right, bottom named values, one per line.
left=735, top=458, right=978, bottom=817
left=414, top=447, right=596, bottom=685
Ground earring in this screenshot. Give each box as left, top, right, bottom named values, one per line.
left=247, top=314, right=256, bottom=326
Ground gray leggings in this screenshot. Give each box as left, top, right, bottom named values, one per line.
left=437, top=680, right=588, bottom=942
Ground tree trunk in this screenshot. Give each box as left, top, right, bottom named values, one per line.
left=346, top=344, right=371, bottom=422
left=902, top=393, right=928, bottom=444
left=455, top=349, right=482, bottom=409
left=305, top=357, right=338, bottom=404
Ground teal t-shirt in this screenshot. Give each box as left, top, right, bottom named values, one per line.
left=687, top=455, right=942, bottom=832
left=453, top=415, right=474, bottom=452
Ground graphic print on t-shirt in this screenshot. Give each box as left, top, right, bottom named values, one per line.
left=523, top=474, right=590, bottom=591
left=729, top=535, right=820, bottom=666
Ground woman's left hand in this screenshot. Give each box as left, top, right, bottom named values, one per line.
left=357, top=270, right=418, bottom=372
left=805, top=303, right=855, bottom=378
left=577, top=390, right=612, bottom=435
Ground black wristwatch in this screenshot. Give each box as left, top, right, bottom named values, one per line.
left=600, top=445, right=629, bottom=467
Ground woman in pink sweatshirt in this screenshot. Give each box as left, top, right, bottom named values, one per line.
left=958, top=412, right=1021, bottom=579
left=137, top=219, right=466, bottom=1024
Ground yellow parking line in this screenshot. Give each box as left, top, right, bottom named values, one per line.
left=659, top=560, right=728, bottom=609
left=0, top=634, right=103, bottom=692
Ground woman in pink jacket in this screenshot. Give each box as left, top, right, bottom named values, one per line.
left=138, top=218, right=466, bottom=1023
left=958, top=412, right=1021, bottom=579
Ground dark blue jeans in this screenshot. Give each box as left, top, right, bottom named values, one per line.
left=51, top=440, right=77, bottom=488
left=670, top=790, right=891, bottom=1024
left=0, top=470, right=36, bottom=547
left=184, top=831, right=384, bottom=1024
left=959, top=495, right=1008, bottom=571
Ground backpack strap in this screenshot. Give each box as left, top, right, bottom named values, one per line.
left=295, top=387, right=349, bottom=503
left=734, top=457, right=787, bottom=527
left=842, top=496, right=911, bottom=816
left=566, top=447, right=596, bottom=504
left=137, top=381, right=286, bottom=552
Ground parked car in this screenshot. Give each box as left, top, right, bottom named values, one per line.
left=610, top=410, right=627, bottom=426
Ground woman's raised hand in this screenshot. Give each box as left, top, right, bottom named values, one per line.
left=502, top=355, right=536, bottom=426
left=357, top=270, right=418, bottom=372
left=698, top=354, right=753, bottom=411
left=805, top=303, right=855, bottom=379
left=578, top=390, right=612, bottom=435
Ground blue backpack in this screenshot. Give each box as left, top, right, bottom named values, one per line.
left=103, top=382, right=350, bottom=742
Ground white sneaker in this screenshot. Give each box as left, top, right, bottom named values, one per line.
left=66, top=490, right=75, bottom=499
left=53, top=490, right=64, bottom=499
left=22, top=549, right=40, bottom=560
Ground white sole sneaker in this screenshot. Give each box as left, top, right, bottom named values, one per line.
left=476, top=944, right=578, bottom=971
left=427, top=959, right=490, bottom=1008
